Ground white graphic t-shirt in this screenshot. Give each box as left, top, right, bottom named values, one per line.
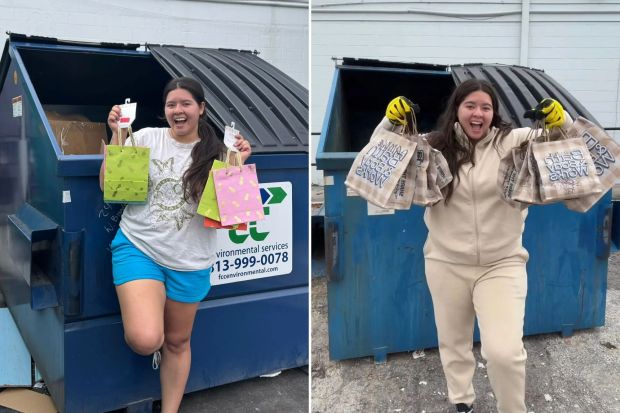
left=118, top=127, right=217, bottom=271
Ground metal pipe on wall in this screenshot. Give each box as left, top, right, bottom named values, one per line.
left=520, top=0, right=530, bottom=66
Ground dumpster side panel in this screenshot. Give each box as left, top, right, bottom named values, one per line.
left=0, top=62, right=24, bottom=213
left=0, top=49, right=66, bottom=411
left=324, top=166, right=609, bottom=361
left=1, top=277, right=65, bottom=412
left=8, top=46, right=65, bottom=225
left=325, top=171, right=438, bottom=360
left=63, top=176, right=122, bottom=320
left=524, top=200, right=609, bottom=336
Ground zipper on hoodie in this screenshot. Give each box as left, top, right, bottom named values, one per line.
left=470, top=165, right=481, bottom=265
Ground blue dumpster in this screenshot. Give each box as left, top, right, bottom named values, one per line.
left=0, top=34, right=308, bottom=412
left=316, top=58, right=611, bottom=362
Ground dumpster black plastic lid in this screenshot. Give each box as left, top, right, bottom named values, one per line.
left=7, top=32, right=141, bottom=50
left=450, top=63, right=599, bottom=128
left=149, top=45, right=308, bottom=154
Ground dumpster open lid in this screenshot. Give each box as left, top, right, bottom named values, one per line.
left=340, top=57, right=449, bottom=72
left=337, top=57, right=599, bottom=129
left=149, top=45, right=308, bottom=154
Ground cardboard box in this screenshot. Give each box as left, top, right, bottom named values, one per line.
left=0, top=388, right=58, bottom=413
left=45, top=111, right=107, bottom=155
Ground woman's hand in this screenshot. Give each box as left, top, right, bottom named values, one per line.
left=107, top=105, right=127, bottom=145
left=100, top=105, right=121, bottom=191
left=107, top=105, right=122, bottom=132
left=386, top=96, right=418, bottom=126
left=234, top=134, right=252, bottom=163
left=524, top=98, right=565, bottom=128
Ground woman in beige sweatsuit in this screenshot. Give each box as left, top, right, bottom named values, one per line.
left=388, top=79, right=570, bottom=413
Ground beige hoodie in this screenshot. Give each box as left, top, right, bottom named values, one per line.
left=376, top=114, right=572, bottom=266
left=423, top=124, right=533, bottom=266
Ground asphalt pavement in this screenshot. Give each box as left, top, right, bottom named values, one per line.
left=178, top=367, right=308, bottom=412
left=311, top=250, right=620, bottom=413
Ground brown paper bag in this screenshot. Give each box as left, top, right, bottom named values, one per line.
left=424, top=148, right=445, bottom=206
left=345, top=127, right=417, bottom=208
left=384, top=159, right=417, bottom=210
left=498, top=142, right=529, bottom=209
left=532, top=133, right=602, bottom=203
left=511, top=129, right=544, bottom=205
left=411, top=137, right=434, bottom=206
left=432, top=148, right=453, bottom=190
left=563, top=117, right=620, bottom=212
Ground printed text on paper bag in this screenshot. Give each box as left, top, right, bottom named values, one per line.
left=355, top=140, right=409, bottom=188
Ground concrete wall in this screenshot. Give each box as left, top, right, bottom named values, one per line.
left=311, top=1, right=620, bottom=184
left=0, top=0, right=308, bottom=87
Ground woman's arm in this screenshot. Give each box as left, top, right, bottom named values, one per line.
left=512, top=110, right=574, bottom=146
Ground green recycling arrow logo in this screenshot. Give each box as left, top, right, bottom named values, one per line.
left=228, top=185, right=288, bottom=244
left=266, top=187, right=286, bottom=204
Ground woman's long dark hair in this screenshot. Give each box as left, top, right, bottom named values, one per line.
left=427, top=78, right=512, bottom=203
left=162, top=77, right=225, bottom=203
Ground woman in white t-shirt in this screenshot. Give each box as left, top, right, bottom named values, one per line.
left=99, top=77, right=251, bottom=412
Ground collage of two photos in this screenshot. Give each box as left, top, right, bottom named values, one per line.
left=0, top=0, right=620, bottom=412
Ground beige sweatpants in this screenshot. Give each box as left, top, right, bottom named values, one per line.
left=425, top=259, right=528, bottom=413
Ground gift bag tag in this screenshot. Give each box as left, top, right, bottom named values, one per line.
left=224, top=122, right=239, bottom=152
left=119, top=98, right=137, bottom=128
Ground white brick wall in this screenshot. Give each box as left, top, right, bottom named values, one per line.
left=311, top=1, right=620, bottom=184
left=0, top=0, right=308, bottom=87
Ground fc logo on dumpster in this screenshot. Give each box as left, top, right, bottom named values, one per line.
left=228, top=186, right=288, bottom=244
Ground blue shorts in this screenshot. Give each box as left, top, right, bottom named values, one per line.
left=111, top=229, right=212, bottom=303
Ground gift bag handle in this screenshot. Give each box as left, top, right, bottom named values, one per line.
left=117, top=125, right=137, bottom=152
left=526, top=119, right=549, bottom=143
left=223, top=149, right=244, bottom=175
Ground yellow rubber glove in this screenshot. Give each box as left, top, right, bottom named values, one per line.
left=524, top=98, right=565, bottom=128
left=386, top=96, right=418, bottom=126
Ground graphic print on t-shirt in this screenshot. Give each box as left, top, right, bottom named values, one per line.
left=148, top=157, right=194, bottom=230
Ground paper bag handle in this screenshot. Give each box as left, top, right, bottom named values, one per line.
left=224, top=149, right=243, bottom=168
left=117, top=124, right=137, bottom=150
left=388, top=107, right=419, bottom=137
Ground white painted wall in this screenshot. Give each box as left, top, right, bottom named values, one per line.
left=311, top=0, right=620, bottom=184
left=0, top=0, right=309, bottom=87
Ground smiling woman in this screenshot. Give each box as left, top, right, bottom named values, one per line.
left=97, top=76, right=253, bottom=413
left=165, top=88, right=205, bottom=143
left=457, top=90, right=493, bottom=140
left=386, top=79, right=574, bottom=413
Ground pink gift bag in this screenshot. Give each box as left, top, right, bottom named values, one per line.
left=212, top=151, right=264, bottom=226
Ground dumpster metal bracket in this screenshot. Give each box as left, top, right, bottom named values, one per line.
left=61, top=229, right=84, bottom=317
left=7, top=203, right=59, bottom=310
left=324, top=216, right=342, bottom=283
left=596, top=205, right=612, bottom=259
